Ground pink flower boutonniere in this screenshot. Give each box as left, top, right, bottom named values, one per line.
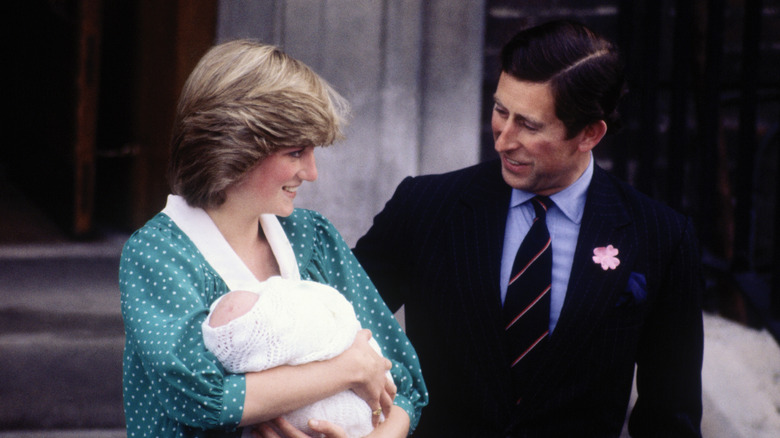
left=593, top=245, right=620, bottom=270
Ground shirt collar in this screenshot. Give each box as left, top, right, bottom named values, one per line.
left=509, top=153, right=593, bottom=224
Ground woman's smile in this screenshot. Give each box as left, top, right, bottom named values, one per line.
left=283, top=184, right=300, bottom=196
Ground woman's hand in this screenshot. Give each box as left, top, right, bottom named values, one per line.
left=240, top=330, right=397, bottom=427
left=363, top=405, right=411, bottom=438
left=337, top=330, right=396, bottom=426
left=252, top=417, right=347, bottom=438
left=244, top=330, right=401, bottom=436
left=251, top=405, right=410, bottom=438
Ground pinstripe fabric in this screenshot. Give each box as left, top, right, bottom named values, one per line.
left=353, top=160, right=703, bottom=437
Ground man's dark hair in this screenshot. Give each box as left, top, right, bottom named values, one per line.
left=500, top=20, right=626, bottom=138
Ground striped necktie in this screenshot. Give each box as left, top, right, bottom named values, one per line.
left=503, top=195, right=552, bottom=402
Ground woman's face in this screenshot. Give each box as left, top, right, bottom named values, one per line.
left=228, top=146, right=318, bottom=217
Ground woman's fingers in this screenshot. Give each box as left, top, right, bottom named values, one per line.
left=371, top=403, right=382, bottom=428
left=385, top=371, right=397, bottom=401
left=379, top=390, right=395, bottom=426
left=252, top=421, right=282, bottom=438
left=308, top=419, right=348, bottom=438
left=346, top=330, right=393, bottom=406
left=273, top=418, right=311, bottom=437
left=253, top=418, right=310, bottom=438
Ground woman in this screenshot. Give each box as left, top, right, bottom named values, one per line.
left=119, top=40, right=427, bottom=438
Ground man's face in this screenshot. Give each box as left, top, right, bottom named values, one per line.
left=492, top=73, right=593, bottom=196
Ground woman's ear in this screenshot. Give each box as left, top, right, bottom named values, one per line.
left=577, top=120, right=608, bottom=152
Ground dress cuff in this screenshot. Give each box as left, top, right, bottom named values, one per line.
left=393, top=395, right=416, bottom=432
left=219, top=374, right=247, bottom=429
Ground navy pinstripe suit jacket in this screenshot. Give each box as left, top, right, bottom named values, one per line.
left=353, top=159, right=703, bottom=437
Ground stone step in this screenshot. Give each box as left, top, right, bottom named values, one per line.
left=0, top=430, right=126, bottom=438
left=0, top=253, right=126, bottom=432
left=0, top=330, right=124, bottom=429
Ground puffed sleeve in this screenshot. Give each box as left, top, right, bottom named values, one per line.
left=119, top=216, right=245, bottom=433
left=280, top=209, right=429, bottom=433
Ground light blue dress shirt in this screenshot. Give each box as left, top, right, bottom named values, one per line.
left=500, top=155, right=594, bottom=333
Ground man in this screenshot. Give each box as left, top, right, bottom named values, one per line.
left=353, top=20, right=703, bottom=437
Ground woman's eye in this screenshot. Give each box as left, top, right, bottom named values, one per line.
left=288, top=149, right=304, bottom=158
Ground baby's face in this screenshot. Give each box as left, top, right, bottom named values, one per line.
left=208, top=290, right=259, bottom=328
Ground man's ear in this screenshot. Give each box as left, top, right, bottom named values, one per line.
left=577, top=120, right=608, bottom=152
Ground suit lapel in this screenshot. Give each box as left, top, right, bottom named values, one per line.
left=450, top=160, right=516, bottom=409
left=457, top=161, right=509, bottom=324
left=555, top=167, right=635, bottom=336
left=525, top=167, right=637, bottom=400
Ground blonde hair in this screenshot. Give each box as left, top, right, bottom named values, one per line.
left=169, top=40, right=349, bottom=209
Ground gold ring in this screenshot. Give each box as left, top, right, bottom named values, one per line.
left=372, top=408, right=382, bottom=416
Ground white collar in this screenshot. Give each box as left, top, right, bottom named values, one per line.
left=162, top=195, right=300, bottom=292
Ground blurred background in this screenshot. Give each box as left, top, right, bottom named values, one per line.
left=1, top=0, right=779, bottom=436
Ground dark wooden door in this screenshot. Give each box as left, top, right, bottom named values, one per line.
left=3, top=0, right=216, bottom=240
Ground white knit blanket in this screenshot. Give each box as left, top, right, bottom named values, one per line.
left=203, top=277, right=379, bottom=437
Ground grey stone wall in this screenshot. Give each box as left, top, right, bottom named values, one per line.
left=216, top=0, right=485, bottom=245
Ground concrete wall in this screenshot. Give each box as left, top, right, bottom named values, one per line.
left=216, top=0, right=485, bottom=245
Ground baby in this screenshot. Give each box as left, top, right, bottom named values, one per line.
left=202, top=276, right=391, bottom=438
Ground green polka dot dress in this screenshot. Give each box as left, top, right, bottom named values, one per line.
left=120, top=207, right=428, bottom=437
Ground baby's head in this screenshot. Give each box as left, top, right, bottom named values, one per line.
left=207, top=290, right=258, bottom=328
left=203, top=277, right=361, bottom=374
left=202, top=289, right=263, bottom=373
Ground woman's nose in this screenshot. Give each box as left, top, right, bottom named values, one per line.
left=301, top=151, right=318, bottom=181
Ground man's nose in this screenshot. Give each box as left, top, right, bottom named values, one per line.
left=494, top=120, right=519, bottom=152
